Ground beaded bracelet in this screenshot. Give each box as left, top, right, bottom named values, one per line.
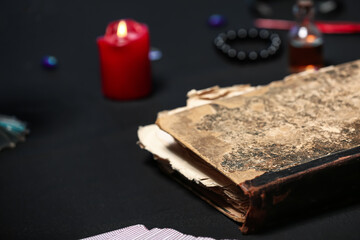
left=214, top=28, right=281, bottom=61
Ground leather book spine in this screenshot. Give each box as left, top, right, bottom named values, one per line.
left=239, top=147, right=360, bottom=234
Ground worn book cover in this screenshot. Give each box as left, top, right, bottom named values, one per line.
left=139, top=60, right=360, bottom=233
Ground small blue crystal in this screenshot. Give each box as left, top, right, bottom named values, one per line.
left=208, top=14, right=227, bottom=28
left=149, top=48, right=162, bottom=61
left=42, top=56, right=58, bottom=69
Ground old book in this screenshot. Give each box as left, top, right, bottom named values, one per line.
left=138, top=60, right=360, bottom=233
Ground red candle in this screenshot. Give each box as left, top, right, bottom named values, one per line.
left=97, top=19, right=151, bottom=100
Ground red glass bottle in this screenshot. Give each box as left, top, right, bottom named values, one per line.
left=288, top=0, right=324, bottom=73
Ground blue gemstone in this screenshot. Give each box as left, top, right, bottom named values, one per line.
left=149, top=48, right=162, bottom=61
left=42, top=56, right=58, bottom=69
left=208, top=14, right=227, bottom=28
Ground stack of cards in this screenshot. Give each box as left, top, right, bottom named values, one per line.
left=81, top=224, right=229, bottom=240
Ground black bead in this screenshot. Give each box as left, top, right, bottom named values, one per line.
left=227, top=30, right=237, bottom=40
left=260, top=49, right=269, bottom=59
left=248, top=28, right=258, bottom=38
left=218, top=33, right=227, bottom=41
left=259, top=29, right=270, bottom=39
left=268, top=46, right=277, bottom=55
left=249, top=51, right=258, bottom=60
left=237, top=51, right=246, bottom=60
left=272, top=37, right=281, bottom=45
left=270, top=33, right=279, bottom=40
left=272, top=42, right=280, bottom=49
left=221, top=44, right=231, bottom=53
left=227, top=49, right=237, bottom=58
left=214, top=38, right=225, bottom=48
left=237, top=29, right=247, bottom=38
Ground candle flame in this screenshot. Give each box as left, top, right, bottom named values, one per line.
left=117, top=20, right=127, bottom=38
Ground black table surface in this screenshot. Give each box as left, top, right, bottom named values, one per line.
left=1, top=1, right=360, bottom=239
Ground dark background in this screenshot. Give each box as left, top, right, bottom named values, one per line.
left=1, top=0, right=360, bottom=239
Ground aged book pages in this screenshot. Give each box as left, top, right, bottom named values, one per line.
left=156, top=60, right=360, bottom=185
left=138, top=124, right=249, bottom=222
left=139, top=84, right=256, bottom=188
left=138, top=84, right=256, bottom=222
